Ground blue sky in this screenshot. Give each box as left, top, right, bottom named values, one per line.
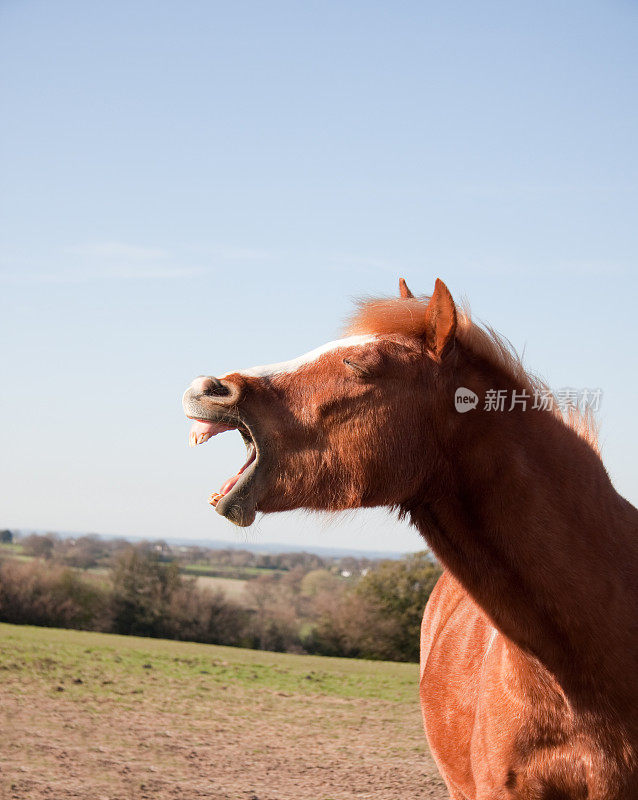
left=1, top=0, right=637, bottom=553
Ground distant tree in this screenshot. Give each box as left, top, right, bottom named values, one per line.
left=230, top=549, right=254, bottom=568
left=109, top=544, right=251, bottom=646
left=0, top=530, right=13, bottom=543
left=185, top=546, right=208, bottom=563
left=307, top=585, right=399, bottom=659
left=245, top=574, right=303, bottom=652
left=22, top=533, right=56, bottom=559
left=300, top=569, right=341, bottom=598
left=110, top=545, right=182, bottom=637
left=355, top=552, right=442, bottom=661
left=307, top=552, right=442, bottom=662
left=58, top=535, right=106, bottom=569
left=164, top=584, right=249, bottom=647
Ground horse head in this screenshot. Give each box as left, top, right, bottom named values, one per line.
left=183, top=278, right=459, bottom=526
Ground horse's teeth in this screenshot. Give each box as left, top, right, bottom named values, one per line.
left=190, top=432, right=213, bottom=447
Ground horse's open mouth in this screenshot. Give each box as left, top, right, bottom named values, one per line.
left=187, top=417, right=259, bottom=526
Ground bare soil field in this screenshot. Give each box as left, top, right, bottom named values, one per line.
left=0, top=624, right=447, bottom=800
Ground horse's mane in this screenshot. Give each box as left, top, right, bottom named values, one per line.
left=345, top=295, right=599, bottom=452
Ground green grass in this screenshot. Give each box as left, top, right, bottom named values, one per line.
left=0, top=542, right=33, bottom=562
left=0, top=542, right=23, bottom=554
left=180, top=562, right=282, bottom=579
left=0, top=623, right=419, bottom=704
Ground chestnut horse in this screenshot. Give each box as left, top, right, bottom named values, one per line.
left=183, top=278, right=638, bottom=799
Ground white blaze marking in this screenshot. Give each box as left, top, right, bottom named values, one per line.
left=224, top=334, right=378, bottom=379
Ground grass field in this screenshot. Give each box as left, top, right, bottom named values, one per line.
left=181, top=563, right=281, bottom=579
left=0, top=623, right=446, bottom=800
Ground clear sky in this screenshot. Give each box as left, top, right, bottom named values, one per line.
left=1, top=0, right=637, bottom=554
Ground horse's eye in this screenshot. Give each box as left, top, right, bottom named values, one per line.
left=343, top=358, right=370, bottom=377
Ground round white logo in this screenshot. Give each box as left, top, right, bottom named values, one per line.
left=455, top=387, right=478, bottom=413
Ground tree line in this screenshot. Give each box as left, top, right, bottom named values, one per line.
left=0, top=537, right=442, bottom=662
left=14, top=532, right=376, bottom=578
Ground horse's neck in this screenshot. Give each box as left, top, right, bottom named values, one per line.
left=410, top=405, right=638, bottom=711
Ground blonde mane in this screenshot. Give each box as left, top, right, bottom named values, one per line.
left=346, top=295, right=599, bottom=452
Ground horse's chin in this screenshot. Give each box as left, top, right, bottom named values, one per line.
left=213, top=467, right=259, bottom=527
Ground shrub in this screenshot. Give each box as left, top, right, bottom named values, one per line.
left=307, top=552, right=442, bottom=662
left=21, top=533, right=56, bottom=559
left=244, top=573, right=305, bottom=652
left=110, top=545, right=249, bottom=645
left=0, top=560, right=109, bottom=630
left=110, top=545, right=182, bottom=637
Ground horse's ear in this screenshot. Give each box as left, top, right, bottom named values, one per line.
left=399, top=277, right=414, bottom=299
left=424, top=278, right=457, bottom=358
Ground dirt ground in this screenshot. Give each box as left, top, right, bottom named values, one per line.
left=1, top=685, right=448, bottom=800
left=0, top=627, right=448, bottom=800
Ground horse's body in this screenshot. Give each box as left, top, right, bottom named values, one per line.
left=421, top=572, right=633, bottom=799
left=183, top=278, right=638, bottom=799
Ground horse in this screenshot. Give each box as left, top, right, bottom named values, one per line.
left=183, top=278, right=638, bottom=799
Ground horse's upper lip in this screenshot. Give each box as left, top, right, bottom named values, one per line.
left=187, top=418, right=237, bottom=447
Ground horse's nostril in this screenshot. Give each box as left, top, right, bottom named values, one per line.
left=205, top=378, right=230, bottom=397
left=191, top=376, right=232, bottom=397
left=189, top=375, right=241, bottom=404
left=191, top=375, right=231, bottom=397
